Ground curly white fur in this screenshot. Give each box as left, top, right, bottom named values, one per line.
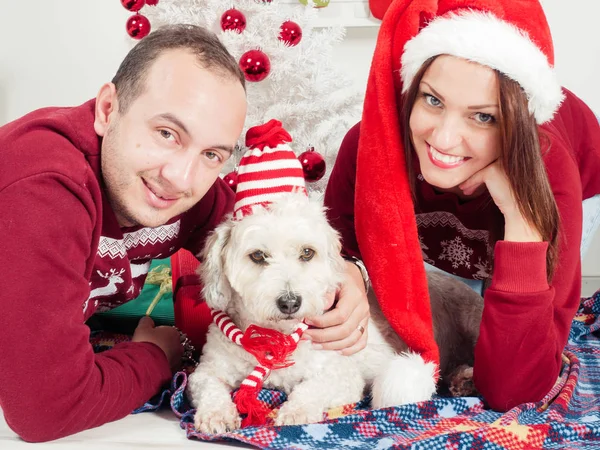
left=187, top=193, right=437, bottom=433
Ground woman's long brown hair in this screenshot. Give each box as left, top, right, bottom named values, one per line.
left=401, top=56, right=560, bottom=281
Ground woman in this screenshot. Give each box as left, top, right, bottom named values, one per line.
left=311, top=0, right=600, bottom=411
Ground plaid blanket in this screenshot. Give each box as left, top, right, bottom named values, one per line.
left=96, top=289, right=600, bottom=449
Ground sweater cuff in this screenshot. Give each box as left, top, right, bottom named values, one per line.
left=489, top=241, right=549, bottom=293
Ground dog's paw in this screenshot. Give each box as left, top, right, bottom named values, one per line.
left=448, top=365, right=478, bottom=397
left=193, top=403, right=241, bottom=434
left=274, top=403, right=324, bottom=426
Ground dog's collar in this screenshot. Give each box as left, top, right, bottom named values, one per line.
left=210, top=309, right=308, bottom=427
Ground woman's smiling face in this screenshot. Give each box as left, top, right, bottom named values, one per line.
left=409, top=55, right=501, bottom=195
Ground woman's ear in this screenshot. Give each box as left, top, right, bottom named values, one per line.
left=199, top=219, right=234, bottom=311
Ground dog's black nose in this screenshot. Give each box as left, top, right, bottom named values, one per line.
left=276, top=292, right=302, bottom=315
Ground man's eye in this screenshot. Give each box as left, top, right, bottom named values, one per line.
left=203, top=150, right=225, bottom=164
left=300, top=248, right=315, bottom=262
left=249, top=250, right=267, bottom=264
left=159, top=129, right=175, bottom=141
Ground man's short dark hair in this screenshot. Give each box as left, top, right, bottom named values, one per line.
left=112, top=24, right=246, bottom=113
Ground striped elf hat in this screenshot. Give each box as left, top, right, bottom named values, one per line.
left=233, top=119, right=307, bottom=220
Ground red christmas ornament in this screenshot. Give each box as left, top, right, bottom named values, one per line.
left=220, top=9, right=246, bottom=33
left=121, top=0, right=146, bottom=12
left=298, top=148, right=326, bottom=182
left=126, top=14, right=151, bottom=39
left=223, top=171, right=239, bottom=192
left=145, top=0, right=159, bottom=5
left=239, top=50, right=271, bottom=82
left=279, top=21, right=302, bottom=46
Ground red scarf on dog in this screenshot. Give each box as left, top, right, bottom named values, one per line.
left=211, top=310, right=308, bottom=427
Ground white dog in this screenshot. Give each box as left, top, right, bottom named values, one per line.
left=188, top=193, right=482, bottom=434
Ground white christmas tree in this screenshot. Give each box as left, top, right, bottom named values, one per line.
left=140, top=0, right=363, bottom=192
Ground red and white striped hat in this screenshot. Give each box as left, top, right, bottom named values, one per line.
left=233, top=119, right=307, bottom=220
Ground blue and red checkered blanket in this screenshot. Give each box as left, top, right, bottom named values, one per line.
left=98, top=289, right=600, bottom=449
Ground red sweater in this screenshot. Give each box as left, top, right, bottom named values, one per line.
left=325, top=89, right=600, bottom=411
left=0, top=100, right=234, bottom=441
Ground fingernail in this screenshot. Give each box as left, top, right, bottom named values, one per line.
left=301, top=334, right=311, bottom=341
left=312, top=343, right=323, bottom=350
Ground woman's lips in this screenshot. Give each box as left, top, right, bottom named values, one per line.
left=427, top=144, right=470, bottom=169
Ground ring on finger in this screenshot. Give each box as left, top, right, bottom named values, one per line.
left=357, top=324, right=365, bottom=334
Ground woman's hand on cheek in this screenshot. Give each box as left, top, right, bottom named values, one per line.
left=459, top=160, right=518, bottom=217
left=303, top=261, right=370, bottom=355
left=459, top=161, right=542, bottom=242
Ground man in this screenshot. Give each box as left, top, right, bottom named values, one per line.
left=0, top=24, right=247, bottom=442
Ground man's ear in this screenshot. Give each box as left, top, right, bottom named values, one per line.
left=199, top=219, right=234, bottom=311
left=94, top=83, right=118, bottom=137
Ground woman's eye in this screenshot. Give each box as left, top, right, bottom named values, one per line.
left=474, top=112, right=496, bottom=124
left=424, top=94, right=442, bottom=107
left=300, top=248, right=315, bottom=262
left=249, top=250, right=267, bottom=264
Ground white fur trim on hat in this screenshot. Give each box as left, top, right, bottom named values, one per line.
left=400, top=10, right=564, bottom=124
left=371, top=351, right=437, bottom=408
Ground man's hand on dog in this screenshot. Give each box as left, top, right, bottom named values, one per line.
left=304, top=260, right=370, bottom=355
left=132, top=316, right=184, bottom=372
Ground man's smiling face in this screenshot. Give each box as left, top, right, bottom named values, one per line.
left=96, top=49, right=247, bottom=228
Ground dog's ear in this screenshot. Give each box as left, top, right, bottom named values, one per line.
left=199, top=219, right=234, bottom=311
left=312, top=201, right=346, bottom=285
left=324, top=221, right=346, bottom=284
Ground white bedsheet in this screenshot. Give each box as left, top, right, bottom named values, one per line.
left=0, top=408, right=247, bottom=449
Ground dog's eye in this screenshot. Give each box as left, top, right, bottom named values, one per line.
left=249, top=250, right=267, bottom=264
left=300, top=248, right=315, bottom=262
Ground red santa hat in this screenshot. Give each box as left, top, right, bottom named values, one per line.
left=233, top=119, right=307, bottom=220
left=356, top=0, right=560, bottom=370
